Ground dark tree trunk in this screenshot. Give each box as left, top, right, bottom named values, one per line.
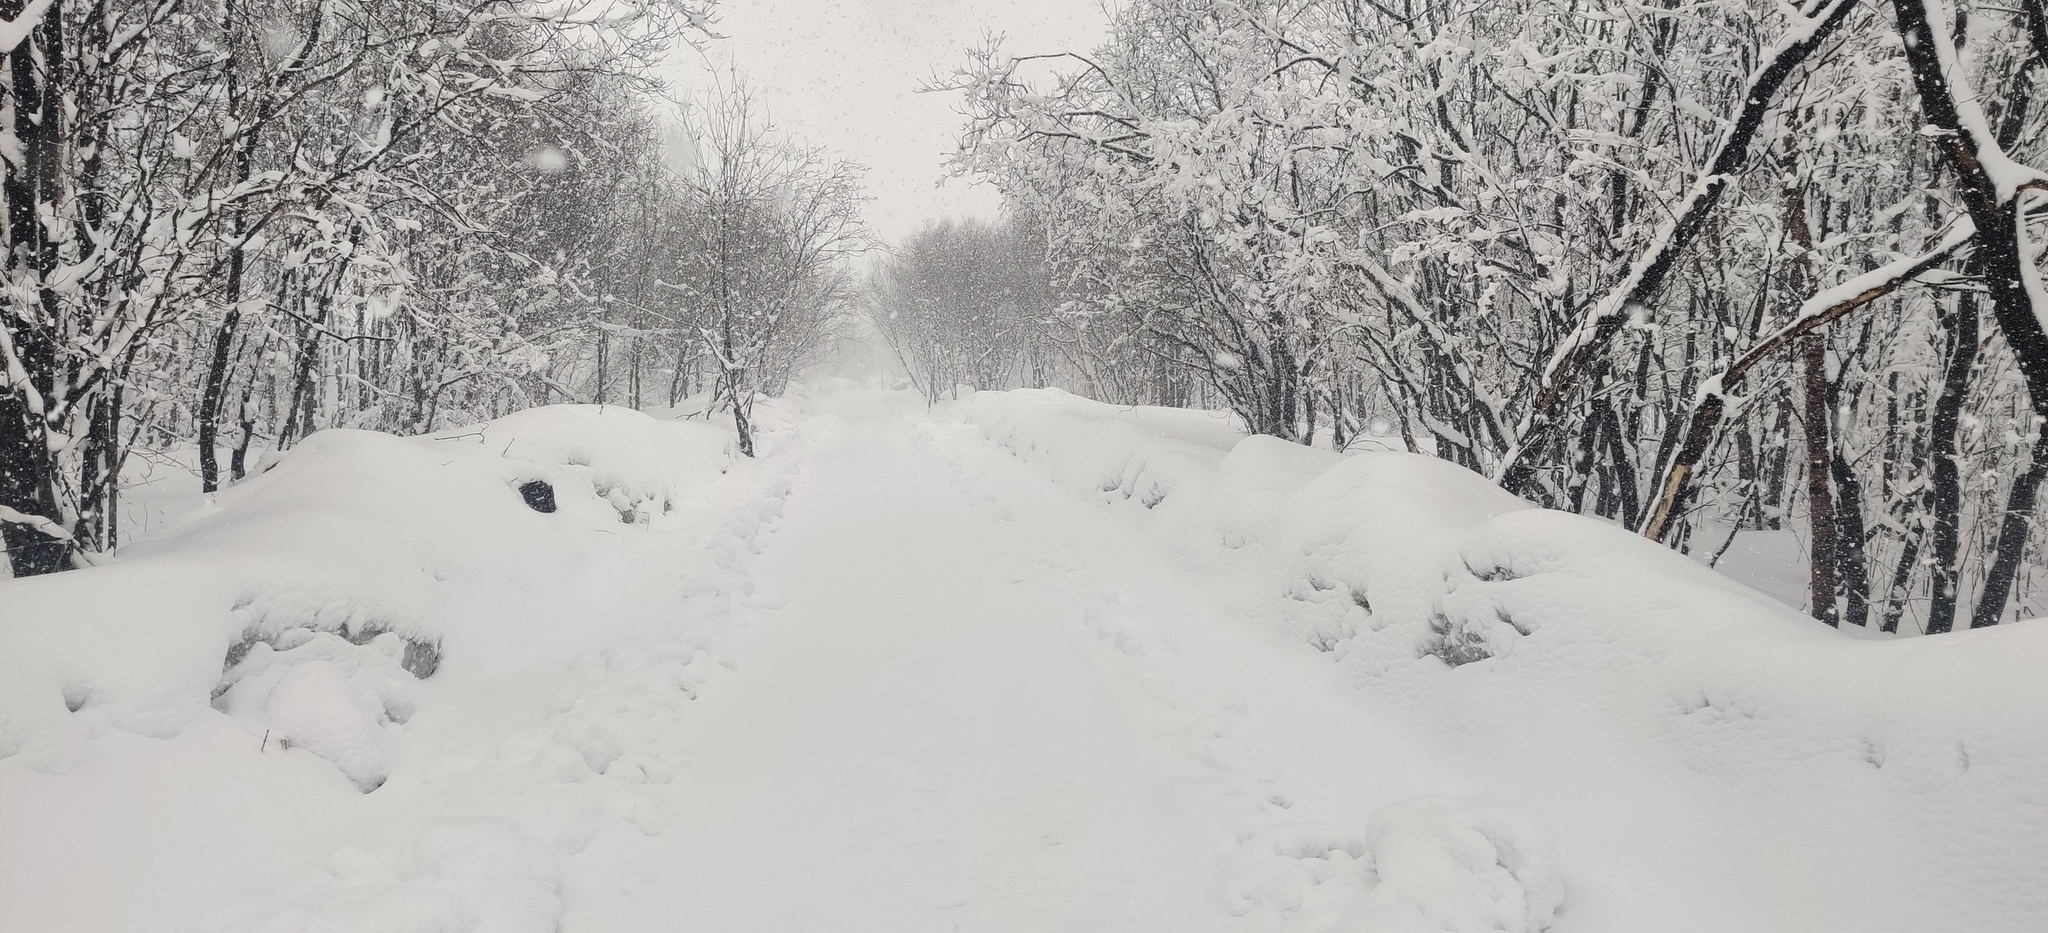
left=196, top=289, right=243, bottom=493
left=281, top=312, right=323, bottom=449
left=1736, top=428, right=1760, bottom=530
left=0, top=0, right=72, bottom=576
left=1892, top=0, right=2048, bottom=628
left=230, top=386, right=257, bottom=481
left=198, top=45, right=255, bottom=494
left=75, top=389, right=119, bottom=554
left=1830, top=446, right=1872, bottom=627
left=1880, top=532, right=1919, bottom=634
left=1762, top=394, right=1792, bottom=530
left=1800, top=335, right=1841, bottom=626
left=1566, top=392, right=1608, bottom=513
left=728, top=371, right=755, bottom=457
left=1602, top=401, right=1640, bottom=530
left=1973, top=441, right=2048, bottom=628
left=1925, top=293, right=1977, bottom=634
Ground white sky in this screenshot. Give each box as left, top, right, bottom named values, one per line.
left=665, top=0, right=1109, bottom=245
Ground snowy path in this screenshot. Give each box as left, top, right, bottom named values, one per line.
left=569, top=402, right=1245, bottom=930
left=5, top=397, right=1524, bottom=933
left=550, top=395, right=1545, bottom=932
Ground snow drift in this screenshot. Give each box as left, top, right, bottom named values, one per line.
left=953, top=387, right=2048, bottom=932
left=0, top=406, right=730, bottom=779
left=0, top=404, right=800, bottom=932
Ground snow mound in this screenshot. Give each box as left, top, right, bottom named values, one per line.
left=427, top=404, right=732, bottom=526
left=2, top=403, right=807, bottom=932
left=215, top=637, right=421, bottom=793
left=955, top=387, right=2048, bottom=932
left=1342, top=797, right=1563, bottom=933
left=0, top=406, right=733, bottom=781
left=956, top=388, right=1243, bottom=509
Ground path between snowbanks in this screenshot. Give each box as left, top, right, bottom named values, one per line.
left=563, top=390, right=1563, bottom=933
left=10, top=387, right=2044, bottom=931
left=3, top=394, right=1561, bottom=933
left=560, top=395, right=1236, bottom=930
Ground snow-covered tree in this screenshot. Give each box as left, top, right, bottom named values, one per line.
left=949, top=0, right=2048, bottom=631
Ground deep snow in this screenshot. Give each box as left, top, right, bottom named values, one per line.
left=953, top=387, right=2048, bottom=931
left=2, top=388, right=2044, bottom=932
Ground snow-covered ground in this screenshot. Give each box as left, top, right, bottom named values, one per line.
left=4, top=388, right=2045, bottom=932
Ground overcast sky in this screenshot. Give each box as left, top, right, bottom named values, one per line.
left=665, top=0, right=1108, bottom=245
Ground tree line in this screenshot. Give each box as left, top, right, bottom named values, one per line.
left=0, top=0, right=863, bottom=577
left=904, top=0, right=2048, bottom=632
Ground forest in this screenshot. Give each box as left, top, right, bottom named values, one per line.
left=868, top=0, right=2048, bottom=634
left=5, top=0, right=2047, bottom=637
left=7, top=2, right=2048, bottom=927
left=0, top=0, right=863, bottom=576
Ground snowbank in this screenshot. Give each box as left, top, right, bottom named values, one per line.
left=958, top=388, right=1243, bottom=508
left=0, top=407, right=730, bottom=775
left=952, top=388, right=2048, bottom=932
left=0, top=405, right=797, bottom=931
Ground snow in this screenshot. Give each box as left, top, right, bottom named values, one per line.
left=950, top=386, right=2048, bottom=931
left=0, top=0, right=57, bottom=54
left=6, top=387, right=2048, bottom=932
left=0, top=403, right=792, bottom=931
left=959, top=387, right=1245, bottom=507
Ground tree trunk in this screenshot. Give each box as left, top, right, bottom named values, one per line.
left=0, top=0, right=71, bottom=576
left=197, top=53, right=256, bottom=493
left=196, top=296, right=242, bottom=493
left=1892, top=0, right=2048, bottom=628
left=1762, top=395, right=1791, bottom=530
left=230, top=386, right=257, bottom=481
left=1830, top=444, right=1872, bottom=627
left=1880, top=532, right=1919, bottom=634
left=727, top=369, right=755, bottom=457
left=1972, top=439, right=2048, bottom=628
left=75, top=389, right=118, bottom=554
left=280, top=301, right=325, bottom=449
left=1800, top=335, right=1841, bottom=626
left=1925, top=292, right=1977, bottom=634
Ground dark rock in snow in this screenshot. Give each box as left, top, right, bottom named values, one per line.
left=519, top=479, right=557, bottom=513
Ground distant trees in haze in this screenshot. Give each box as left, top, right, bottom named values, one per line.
left=867, top=213, right=1229, bottom=408
left=866, top=217, right=1054, bottom=403
left=672, top=82, right=868, bottom=455
left=940, top=0, right=2048, bottom=632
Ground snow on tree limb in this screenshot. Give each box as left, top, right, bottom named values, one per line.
left=1496, top=0, right=1863, bottom=494
left=0, top=0, right=53, bottom=54
left=1640, top=220, right=1977, bottom=542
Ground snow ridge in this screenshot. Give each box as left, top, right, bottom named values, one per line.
left=952, top=387, right=2048, bottom=932
left=0, top=404, right=809, bottom=932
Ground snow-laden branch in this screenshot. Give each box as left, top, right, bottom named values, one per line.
left=0, top=504, right=71, bottom=541
left=1640, top=220, right=1976, bottom=542
left=1495, top=0, right=1863, bottom=494
left=0, top=0, right=54, bottom=54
